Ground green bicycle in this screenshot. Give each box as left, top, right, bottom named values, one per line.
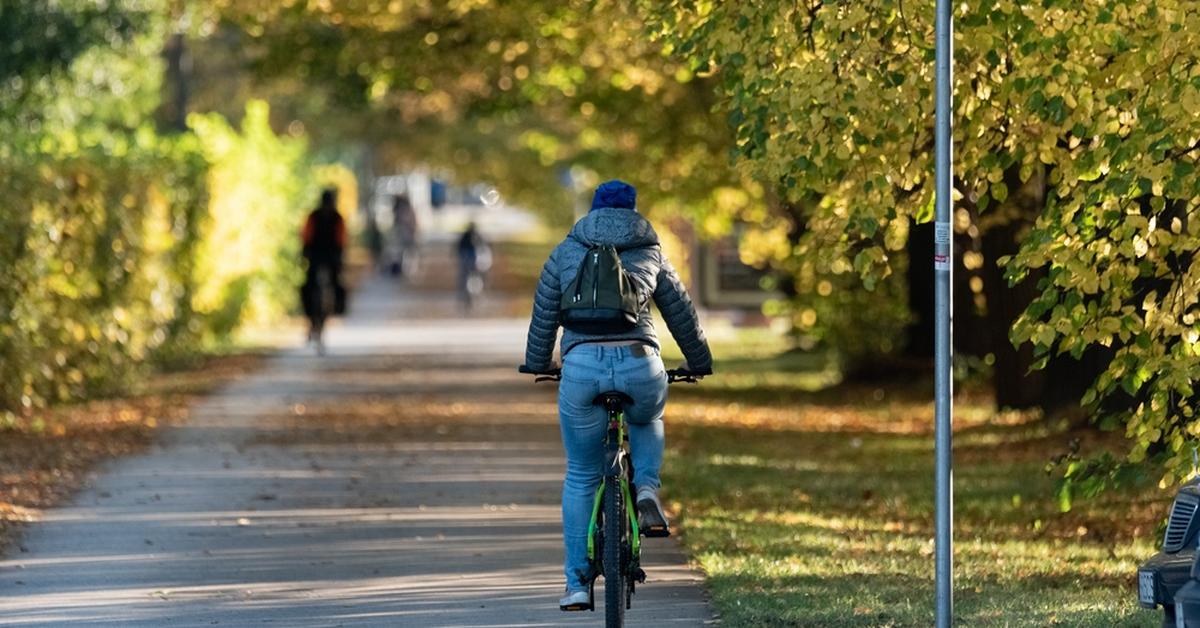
left=521, top=365, right=701, bottom=627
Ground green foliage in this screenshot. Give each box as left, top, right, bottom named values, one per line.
left=0, top=2, right=329, bottom=415
left=643, top=0, right=933, bottom=283
left=998, top=4, right=1200, bottom=488
left=189, top=100, right=316, bottom=335
left=0, top=0, right=148, bottom=85
left=637, top=1, right=922, bottom=360
left=0, top=138, right=210, bottom=412
left=646, top=1, right=1200, bottom=488
left=1052, top=450, right=1153, bottom=514
left=0, top=1, right=207, bottom=412
left=737, top=197, right=912, bottom=360
left=207, top=0, right=752, bottom=230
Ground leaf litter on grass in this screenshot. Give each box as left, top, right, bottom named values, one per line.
left=663, top=371, right=1166, bottom=627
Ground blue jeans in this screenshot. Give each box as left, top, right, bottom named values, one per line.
left=558, top=343, right=668, bottom=591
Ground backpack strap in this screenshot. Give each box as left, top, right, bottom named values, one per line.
left=568, top=244, right=602, bottom=304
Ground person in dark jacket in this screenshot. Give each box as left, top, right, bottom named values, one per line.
left=389, top=194, right=419, bottom=278
left=456, top=222, right=491, bottom=312
left=301, top=189, right=347, bottom=350
left=523, top=179, right=713, bottom=610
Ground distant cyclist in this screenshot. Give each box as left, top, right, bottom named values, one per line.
left=457, top=222, right=491, bottom=312
left=522, top=179, right=713, bottom=610
left=301, top=189, right=347, bottom=351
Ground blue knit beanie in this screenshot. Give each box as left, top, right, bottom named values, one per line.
left=590, top=179, right=637, bottom=211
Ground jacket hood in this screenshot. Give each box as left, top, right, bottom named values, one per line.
left=567, top=207, right=660, bottom=249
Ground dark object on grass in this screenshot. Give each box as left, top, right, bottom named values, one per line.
left=1138, top=479, right=1200, bottom=627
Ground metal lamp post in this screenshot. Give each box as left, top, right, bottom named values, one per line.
left=931, top=0, right=950, bottom=624
left=933, top=0, right=955, bottom=625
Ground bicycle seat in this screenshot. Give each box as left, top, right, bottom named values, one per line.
left=593, top=391, right=634, bottom=411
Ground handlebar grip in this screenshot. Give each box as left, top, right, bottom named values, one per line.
left=519, top=364, right=562, bottom=376
left=667, top=368, right=710, bottom=378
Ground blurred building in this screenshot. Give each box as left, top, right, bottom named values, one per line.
left=369, top=172, right=541, bottom=246
left=695, top=231, right=776, bottom=310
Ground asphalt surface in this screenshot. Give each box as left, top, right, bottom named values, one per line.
left=0, top=278, right=714, bottom=627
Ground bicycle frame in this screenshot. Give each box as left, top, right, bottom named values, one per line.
left=586, top=407, right=640, bottom=567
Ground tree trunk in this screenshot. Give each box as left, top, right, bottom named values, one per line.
left=974, top=164, right=1106, bottom=412
left=162, top=33, right=190, bottom=132
left=905, top=217, right=988, bottom=360
left=980, top=218, right=1047, bottom=409
left=903, top=222, right=935, bottom=358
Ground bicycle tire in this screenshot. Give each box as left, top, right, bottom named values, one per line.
left=309, top=268, right=335, bottom=352
left=603, top=474, right=626, bottom=627
left=318, top=269, right=335, bottom=322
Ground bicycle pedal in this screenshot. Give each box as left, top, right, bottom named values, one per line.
left=634, top=568, right=647, bottom=583
left=641, top=525, right=670, bottom=538
left=559, top=601, right=593, bottom=612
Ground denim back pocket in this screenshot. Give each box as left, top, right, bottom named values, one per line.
left=559, top=368, right=602, bottom=416
left=620, top=356, right=667, bottom=424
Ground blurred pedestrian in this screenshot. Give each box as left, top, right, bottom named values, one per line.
left=389, top=194, right=419, bottom=278
left=301, top=189, right=347, bottom=353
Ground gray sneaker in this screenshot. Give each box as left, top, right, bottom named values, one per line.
left=636, top=489, right=671, bottom=537
left=559, top=588, right=591, bottom=611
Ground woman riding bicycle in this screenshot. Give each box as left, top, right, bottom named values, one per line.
left=522, top=180, right=713, bottom=610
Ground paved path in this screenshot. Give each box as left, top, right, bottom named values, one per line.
left=0, top=278, right=713, bottom=627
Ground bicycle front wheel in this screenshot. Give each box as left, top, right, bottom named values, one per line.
left=603, top=474, right=626, bottom=627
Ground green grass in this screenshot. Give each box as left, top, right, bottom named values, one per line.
left=660, top=330, right=1167, bottom=627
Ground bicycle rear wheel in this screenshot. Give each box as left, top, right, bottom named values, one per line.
left=311, top=268, right=335, bottom=354
left=603, top=474, right=626, bottom=627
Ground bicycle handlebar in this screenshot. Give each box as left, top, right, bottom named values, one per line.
left=518, top=364, right=562, bottom=382
left=666, top=368, right=708, bottom=384
left=518, top=365, right=707, bottom=384
left=517, top=364, right=558, bottom=375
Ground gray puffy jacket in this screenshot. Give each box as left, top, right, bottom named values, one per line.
left=524, top=206, right=713, bottom=373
